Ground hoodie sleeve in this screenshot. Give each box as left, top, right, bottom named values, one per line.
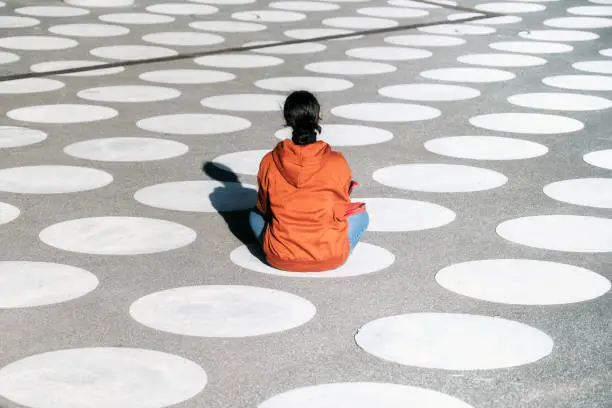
left=256, top=155, right=270, bottom=217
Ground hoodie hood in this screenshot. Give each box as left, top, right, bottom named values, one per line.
left=271, top=139, right=331, bottom=188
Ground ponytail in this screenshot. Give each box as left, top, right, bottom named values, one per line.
left=291, top=122, right=321, bottom=145
left=283, top=90, right=321, bottom=146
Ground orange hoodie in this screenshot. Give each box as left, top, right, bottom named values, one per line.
left=256, top=139, right=352, bottom=272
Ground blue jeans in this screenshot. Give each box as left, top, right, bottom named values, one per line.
left=249, top=210, right=369, bottom=253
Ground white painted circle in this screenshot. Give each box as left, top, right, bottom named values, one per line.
left=389, top=0, right=441, bottom=8
left=323, top=16, right=398, bottom=29
left=544, top=17, right=612, bottom=28
left=384, top=34, right=466, bottom=47
left=447, top=12, right=484, bottom=20
left=355, top=313, right=554, bottom=370
left=142, top=31, right=225, bottom=46
left=137, top=113, right=250, bottom=135
left=424, top=136, right=548, bottom=160
left=457, top=53, right=547, bottom=67
left=211, top=150, right=267, bottom=175
left=16, top=6, right=90, bottom=17
left=542, top=74, right=612, bottom=91
left=600, top=48, right=612, bottom=56
left=99, top=13, right=175, bottom=24
left=65, top=0, right=134, bottom=6
left=0, top=36, right=78, bottom=51
left=259, top=383, right=474, bottom=408
left=0, top=16, right=40, bottom=28
left=275, top=124, right=394, bottom=146
left=490, top=41, right=573, bottom=53
left=379, top=83, right=480, bottom=101
left=7, top=104, right=118, bottom=124
left=373, top=164, right=507, bottom=192
left=0, top=78, right=65, bottom=94
left=475, top=2, right=545, bottom=13
left=0, top=348, right=207, bottom=408
left=573, top=60, right=612, bottom=74
left=508, top=92, right=612, bottom=111
left=584, top=149, right=612, bottom=170
left=30, top=60, right=124, bottom=76
left=140, top=69, right=235, bottom=84
left=420, top=67, right=515, bottom=83
left=270, top=1, right=339, bottom=11
left=40, top=217, right=197, bottom=255
left=475, top=16, right=523, bottom=25
left=518, top=29, right=599, bottom=42
left=436, top=259, right=610, bottom=305
left=0, top=202, right=19, bottom=225
left=568, top=6, right=612, bottom=16
left=0, top=165, right=112, bottom=194
left=359, top=198, right=455, bottom=231
left=201, top=93, right=285, bottom=112
left=250, top=41, right=327, bottom=54
left=255, top=76, right=353, bottom=92
left=305, top=60, right=397, bottom=75
left=49, top=23, right=129, bottom=37
left=146, top=3, right=218, bottom=15
left=134, top=181, right=257, bottom=212
left=91, top=45, right=177, bottom=60
left=194, top=54, right=283, bottom=68
left=470, top=113, right=584, bottom=134
left=0, top=262, right=98, bottom=308
left=78, top=85, right=181, bottom=103
left=0, top=126, right=47, bottom=148
left=357, top=6, right=429, bottom=18
left=418, top=24, right=496, bottom=35
left=189, top=20, right=266, bottom=32
left=285, top=28, right=356, bottom=40
left=346, top=46, right=432, bottom=61
left=497, top=215, right=612, bottom=253
left=130, top=285, right=316, bottom=337
left=0, top=51, right=19, bottom=64
left=332, top=103, right=440, bottom=122
left=232, top=10, right=306, bottom=22
left=543, top=178, right=612, bottom=208
left=231, top=242, right=394, bottom=278
left=189, top=0, right=255, bottom=4
left=64, top=137, right=189, bottom=162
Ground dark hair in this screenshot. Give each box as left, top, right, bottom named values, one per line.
left=283, top=90, right=321, bottom=145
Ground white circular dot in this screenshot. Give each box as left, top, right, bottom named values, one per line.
left=16, top=6, right=90, bottom=17
left=418, top=24, right=496, bottom=35
left=470, top=113, right=584, bottom=134
left=65, top=0, right=134, bottom=6
left=259, top=383, right=474, bottom=408
left=64, top=137, right=188, bottom=162
left=0, top=16, right=40, bottom=28
left=332, top=103, right=440, bottom=122
left=285, top=28, right=357, bottom=40
left=600, top=48, right=612, bottom=56
left=544, top=17, right=612, bottom=28
left=573, top=60, right=612, bottom=74
left=99, top=12, right=175, bottom=24
left=508, top=92, right=612, bottom=111
left=91, top=45, right=177, bottom=60
left=323, top=16, right=398, bottom=29
left=140, top=69, right=235, bottom=84
left=0, top=165, right=112, bottom=194
left=8, top=104, right=118, bottom=124
left=0, top=126, right=47, bottom=148
left=0, top=202, right=19, bottom=225
left=359, top=198, right=455, bottom=231
left=250, top=41, right=327, bottom=54
left=490, top=41, right=573, bottom=53
left=420, top=67, right=515, bottom=83
left=305, top=60, right=397, bottom=75
left=30, top=60, right=125, bottom=76
left=142, top=31, right=225, bottom=46
left=373, top=164, right=507, bottom=193
left=518, top=29, right=599, bottom=41
left=475, top=2, right=545, bottom=13
left=447, top=12, right=484, bottom=20
left=0, top=262, right=98, bottom=308
left=497, top=215, right=612, bottom=252
left=275, top=124, right=394, bottom=146
left=568, top=5, right=612, bottom=16
left=211, top=150, right=267, bottom=175
left=146, top=3, right=218, bottom=15
left=475, top=15, right=523, bottom=25
left=0, top=51, right=19, bottom=64
left=346, top=46, right=432, bottom=61
left=78, top=85, right=181, bottom=103
left=425, top=136, right=548, bottom=160
left=49, top=23, right=129, bottom=37
left=0, top=348, right=207, bottom=408
left=134, top=181, right=257, bottom=212
left=231, top=242, right=394, bottom=278
left=201, top=93, right=285, bottom=112
left=137, top=113, right=250, bottom=135
left=0, top=78, right=65, bottom=94
left=384, top=34, right=466, bottom=47
left=355, top=313, right=553, bottom=370
left=584, top=149, right=612, bottom=170
left=195, top=53, right=283, bottom=68
left=457, top=53, right=547, bottom=67
left=0, top=36, right=78, bottom=51
left=130, top=285, right=316, bottom=337
left=189, top=20, right=266, bottom=32
left=379, top=83, right=480, bottom=101
left=232, top=10, right=306, bottom=22
left=40, top=217, right=196, bottom=255
left=542, top=74, right=612, bottom=91
left=357, top=6, right=429, bottom=18
left=543, top=178, right=612, bottom=208
left=255, top=76, right=353, bottom=92
left=270, top=1, right=340, bottom=11
left=436, top=259, right=610, bottom=305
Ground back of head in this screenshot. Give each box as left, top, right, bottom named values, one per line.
left=283, top=90, right=322, bottom=146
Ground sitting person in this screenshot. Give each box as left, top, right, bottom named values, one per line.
left=249, top=90, right=369, bottom=272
